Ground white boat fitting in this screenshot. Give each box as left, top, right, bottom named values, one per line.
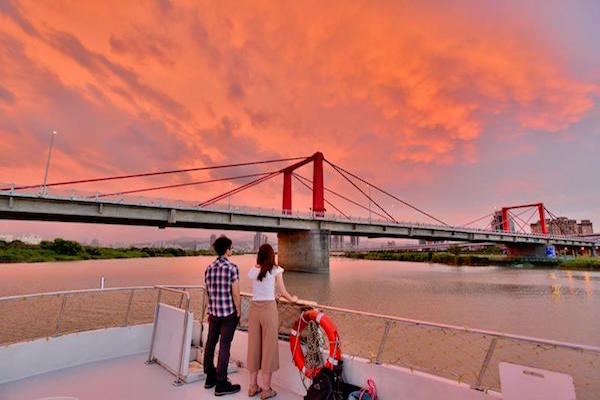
left=0, top=285, right=597, bottom=399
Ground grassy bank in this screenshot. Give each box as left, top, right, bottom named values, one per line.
left=344, top=250, right=600, bottom=270
left=556, top=257, right=600, bottom=270
left=0, top=239, right=216, bottom=263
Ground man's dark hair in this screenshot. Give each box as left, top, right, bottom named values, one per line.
left=213, top=235, right=232, bottom=256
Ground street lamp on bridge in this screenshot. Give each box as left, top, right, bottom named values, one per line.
left=40, top=130, right=57, bottom=196
left=368, top=183, right=371, bottom=223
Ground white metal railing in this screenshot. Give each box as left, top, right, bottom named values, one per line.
left=255, top=295, right=600, bottom=399
left=1, top=285, right=599, bottom=398
left=0, top=285, right=206, bottom=345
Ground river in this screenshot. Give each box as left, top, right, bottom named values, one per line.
left=0, top=255, right=598, bottom=346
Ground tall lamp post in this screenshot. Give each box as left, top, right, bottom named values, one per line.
left=41, top=130, right=57, bottom=196
left=228, top=182, right=232, bottom=210
left=368, top=184, right=371, bottom=223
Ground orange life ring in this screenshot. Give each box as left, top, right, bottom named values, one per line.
left=289, top=309, right=342, bottom=378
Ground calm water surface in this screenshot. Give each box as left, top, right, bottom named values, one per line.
left=0, top=255, right=598, bottom=346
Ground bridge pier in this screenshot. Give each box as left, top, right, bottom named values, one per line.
left=593, top=246, right=598, bottom=257
left=277, top=230, right=330, bottom=274
left=505, top=243, right=548, bottom=258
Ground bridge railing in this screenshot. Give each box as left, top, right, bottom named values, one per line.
left=0, top=183, right=324, bottom=221
left=0, top=185, right=594, bottom=243
left=1, top=285, right=598, bottom=399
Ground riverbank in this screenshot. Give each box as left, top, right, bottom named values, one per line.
left=0, top=239, right=217, bottom=263
left=343, top=250, right=600, bottom=270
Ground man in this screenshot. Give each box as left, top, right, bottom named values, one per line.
left=203, top=235, right=241, bottom=396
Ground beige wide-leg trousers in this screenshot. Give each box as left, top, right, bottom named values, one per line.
left=247, top=300, right=280, bottom=373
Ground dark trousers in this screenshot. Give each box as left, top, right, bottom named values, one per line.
left=203, top=313, right=238, bottom=382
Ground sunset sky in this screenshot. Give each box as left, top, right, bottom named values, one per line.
left=1, top=1, right=599, bottom=243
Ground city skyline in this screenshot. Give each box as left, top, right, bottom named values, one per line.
left=1, top=1, right=599, bottom=242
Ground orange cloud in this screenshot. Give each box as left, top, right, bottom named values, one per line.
left=0, top=0, right=597, bottom=219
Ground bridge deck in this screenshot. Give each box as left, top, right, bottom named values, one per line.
left=0, top=192, right=595, bottom=248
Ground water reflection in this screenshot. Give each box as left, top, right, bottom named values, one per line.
left=0, top=255, right=599, bottom=345
left=567, top=271, right=575, bottom=295
left=552, top=284, right=562, bottom=298
left=584, top=272, right=594, bottom=298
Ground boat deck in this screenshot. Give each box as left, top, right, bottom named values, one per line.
left=0, top=353, right=302, bottom=400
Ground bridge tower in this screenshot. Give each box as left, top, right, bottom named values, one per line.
left=279, top=152, right=329, bottom=273
left=281, top=152, right=325, bottom=216
left=501, top=202, right=549, bottom=258
left=501, top=203, right=547, bottom=234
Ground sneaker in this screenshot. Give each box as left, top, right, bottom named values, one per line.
left=215, top=379, right=241, bottom=396
left=204, top=372, right=217, bottom=389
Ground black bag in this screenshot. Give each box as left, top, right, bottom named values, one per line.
left=304, top=361, right=359, bottom=400
left=304, top=369, right=333, bottom=400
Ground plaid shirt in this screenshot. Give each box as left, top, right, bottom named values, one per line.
left=205, top=255, right=239, bottom=317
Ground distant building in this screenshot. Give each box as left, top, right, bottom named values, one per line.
left=491, top=211, right=515, bottom=232
left=17, top=234, right=42, bottom=245
left=578, top=220, right=594, bottom=234
left=193, top=241, right=210, bottom=251
left=330, top=235, right=344, bottom=250
left=418, top=239, right=444, bottom=245
left=0, top=233, right=41, bottom=244
left=253, top=232, right=268, bottom=251
left=530, top=218, right=593, bottom=235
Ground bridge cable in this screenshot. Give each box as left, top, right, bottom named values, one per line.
left=324, top=159, right=448, bottom=226
left=291, top=174, right=351, bottom=220
left=507, top=211, right=529, bottom=234
left=198, top=171, right=282, bottom=208
left=461, top=212, right=495, bottom=228
left=494, top=206, right=535, bottom=231
left=293, top=173, right=391, bottom=221
left=197, top=155, right=315, bottom=208
left=545, top=208, right=565, bottom=234
left=325, top=161, right=398, bottom=223
left=543, top=207, right=562, bottom=234
left=543, top=207, right=572, bottom=236
left=470, top=205, right=540, bottom=231
left=198, top=171, right=281, bottom=208
left=2, top=156, right=307, bottom=191
left=89, top=172, right=275, bottom=199
left=490, top=219, right=504, bottom=230
left=523, top=207, right=540, bottom=226
left=509, top=206, right=541, bottom=234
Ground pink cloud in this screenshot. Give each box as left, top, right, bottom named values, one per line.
left=0, top=0, right=597, bottom=228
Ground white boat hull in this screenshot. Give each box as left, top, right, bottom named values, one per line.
left=0, top=324, right=500, bottom=399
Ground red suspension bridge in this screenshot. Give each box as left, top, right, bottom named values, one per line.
left=0, top=152, right=596, bottom=272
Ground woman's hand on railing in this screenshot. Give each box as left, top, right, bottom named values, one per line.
left=295, top=298, right=318, bottom=309
left=277, top=294, right=300, bottom=304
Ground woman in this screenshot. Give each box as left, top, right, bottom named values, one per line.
left=247, top=243, right=297, bottom=399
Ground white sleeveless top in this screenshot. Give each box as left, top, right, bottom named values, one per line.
left=248, top=265, right=284, bottom=301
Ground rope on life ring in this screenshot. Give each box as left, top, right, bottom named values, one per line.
left=289, top=309, right=342, bottom=378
